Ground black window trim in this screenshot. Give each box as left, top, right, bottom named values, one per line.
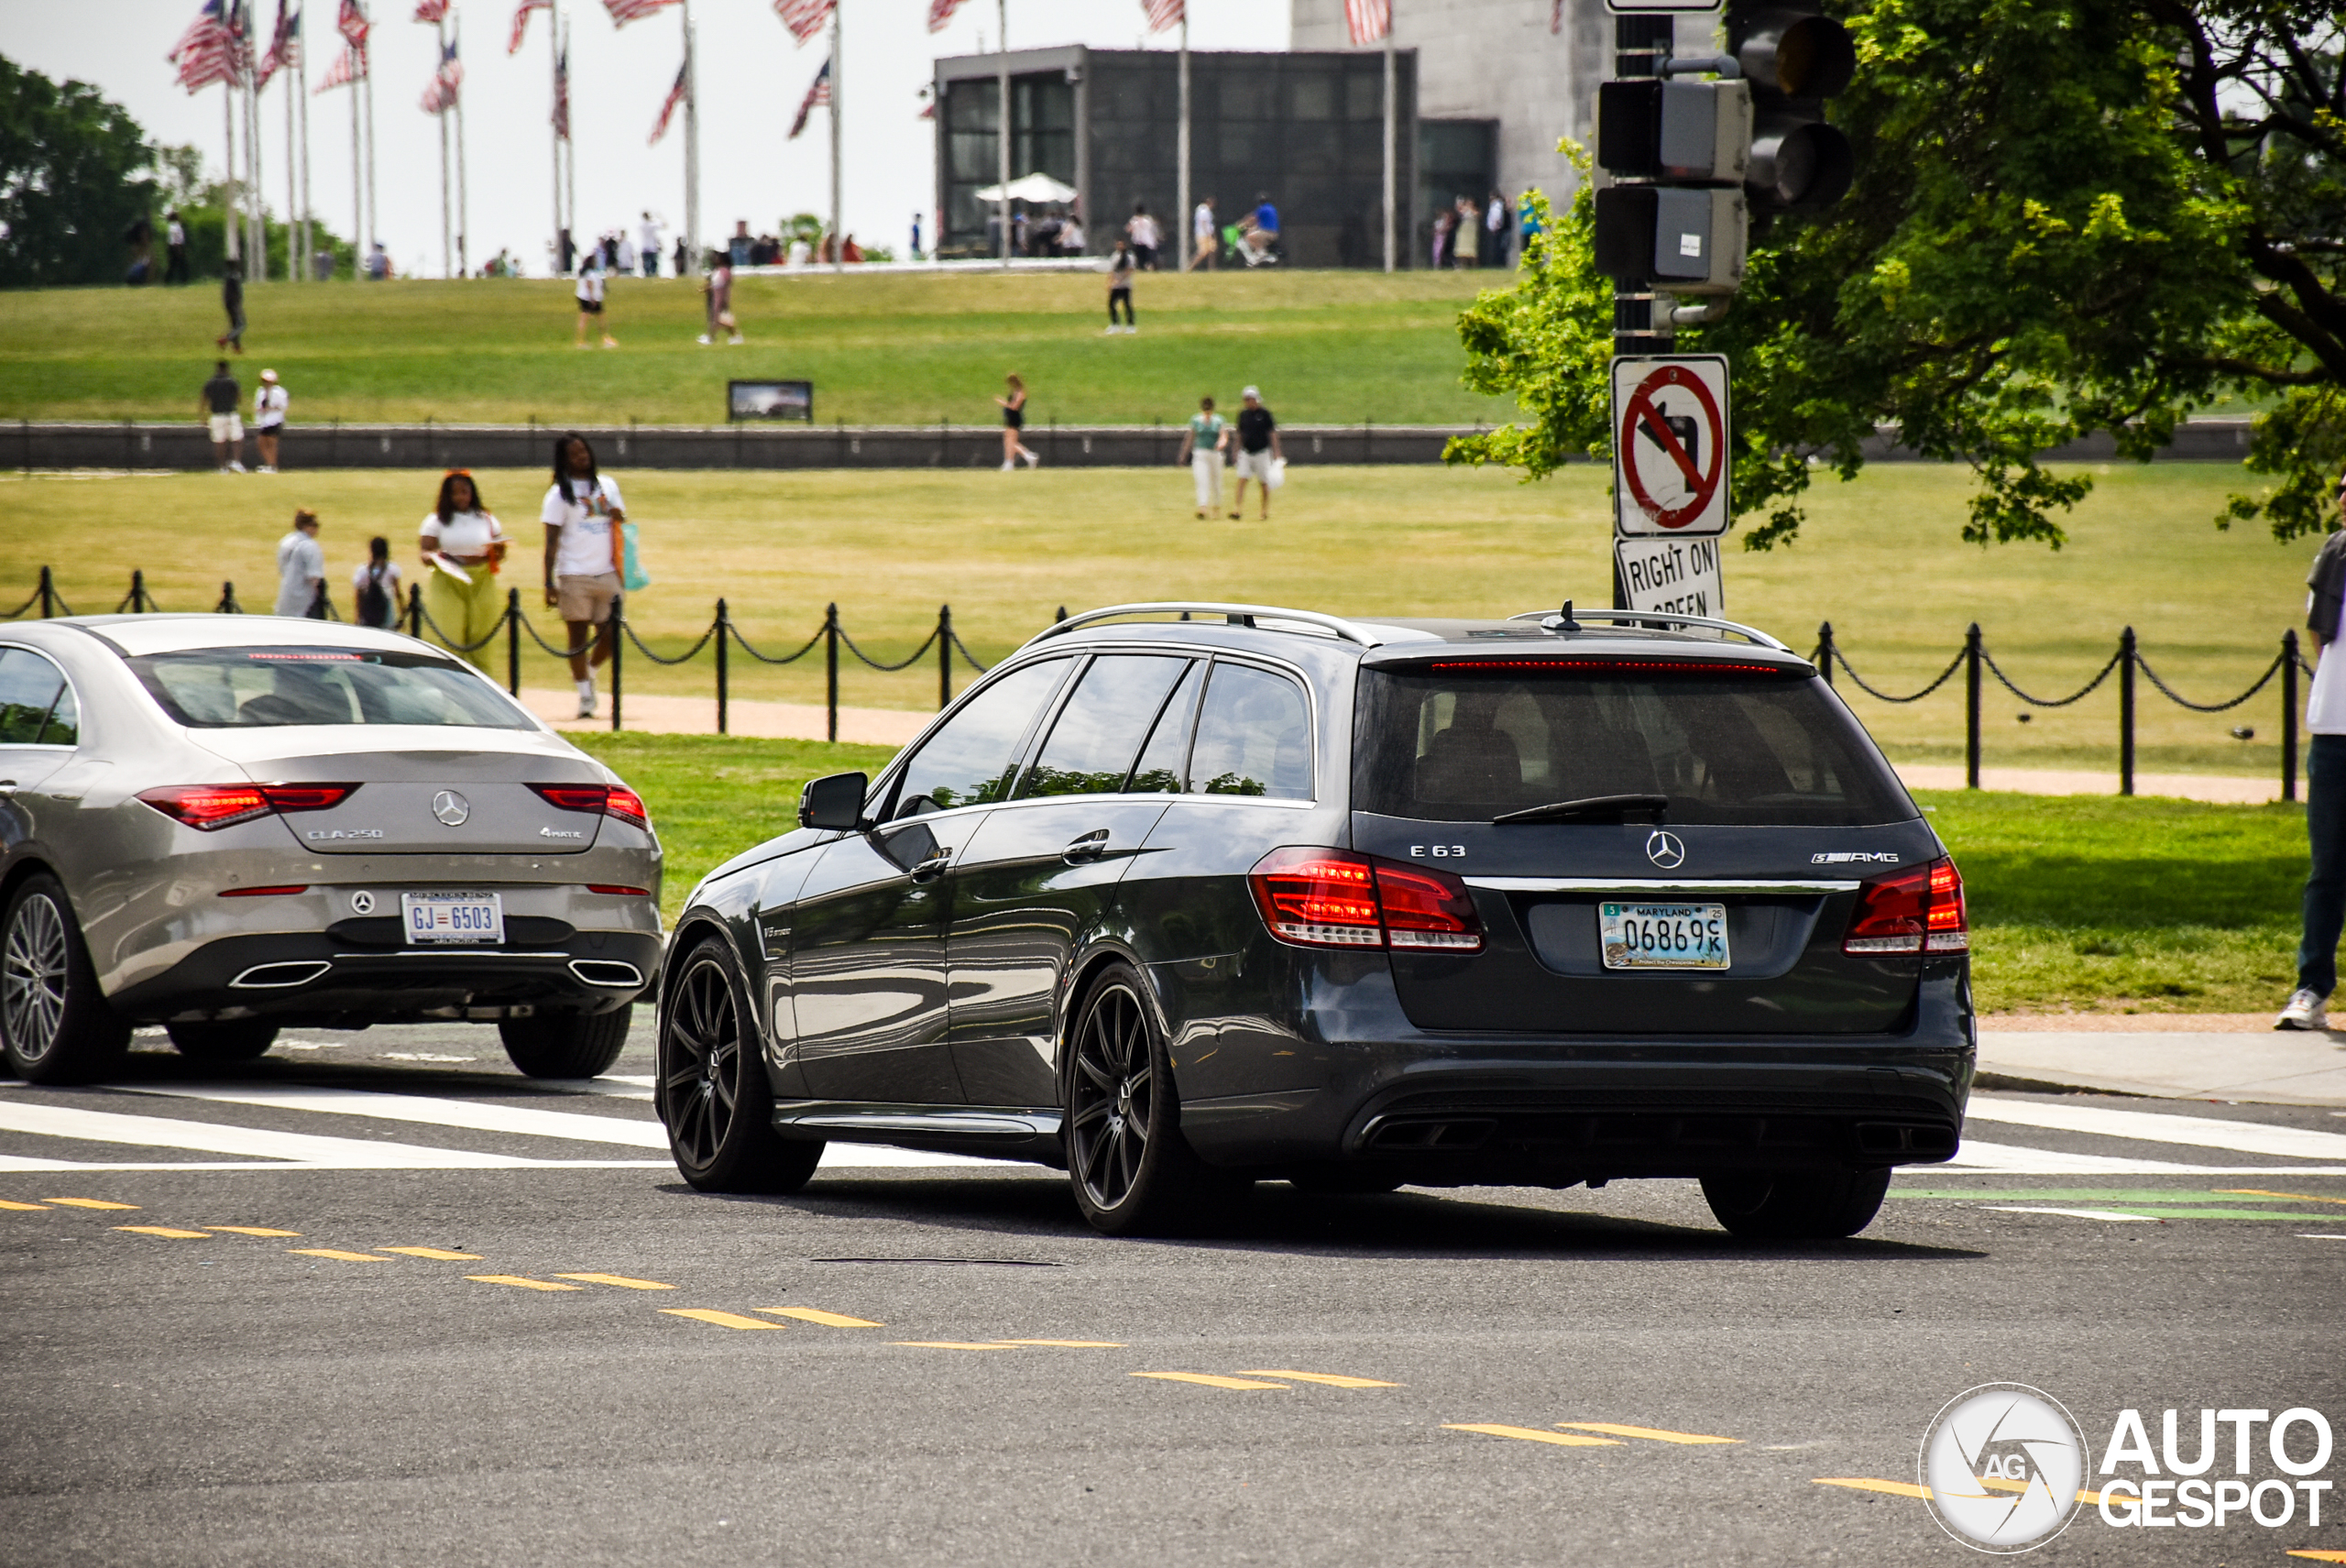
left=874, top=652, right=1080, bottom=823
left=1180, top=652, right=1319, bottom=805
left=0, top=642, right=82, bottom=751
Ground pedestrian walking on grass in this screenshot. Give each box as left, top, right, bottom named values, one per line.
left=541, top=434, right=626, bottom=718
left=997, top=374, right=1040, bottom=471
left=1126, top=203, right=1160, bottom=270
left=165, top=209, right=190, bottom=285
left=1105, top=241, right=1137, bottom=334
left=351, top=535, right=404, bottom=630
left=274, top=510, right=327, bottom=618
left=2280, top=462, right=2346, bottom=1031
left=699, top=251, right=740, bottom=345
left=575, top=253, right=616, bottom=348
left=1177, top=396, right=1229, bottom=520
left=252, top=369, right=288, bottom=473
left=417, top=470, right=510, bottom=670
left=217, top=258, right=247, bottom=353
left=1229, top=385, right=1283, bottom=521
left=200, top=359, right=245, bottom=473
left=1188, top=194, right=1217, bottom=271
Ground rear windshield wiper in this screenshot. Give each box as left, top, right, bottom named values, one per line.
left=1493, top=793, right=1670, bottom=825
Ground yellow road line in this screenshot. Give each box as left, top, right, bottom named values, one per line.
left=1444, top=1423, right=1620, bottom=1447
left=1815, top=1477, right=1930, bottom=1499
left=661, top=1308, right=785, bottom=1330
left=2217, top=1189, right=2346, bottom=1207
left=1000, top=1339, right=1124, bottom=1348
left=1236, top=1370, right=1398, bottom=1388
left=46, top=1198, right=137, bottom=1210
left=2287, top=1552, right=2346, bottom=1563
left=756, top=1307, right=882, bottom=1327
left=0, top=1199, right=50, bottom=1211
left=893, top=1341, right=1022, bottom=1351
left=205, top=1226, right=301, bottom=1237
left=1133, top=1372, right=1290, bottom=1390
left=115, top=1225, right=212, bottom=1239
left=1556, top=1421, right=1738, bottom=1444
left=379, top=1246, right=482, bottom=1260
left=1979, top=1476, right=2108, bottom=1506
left=554, top=1273, right=675, bottom=1290
left=291, top=1248, right=391, bottom=1262
left=466, top=1274, right=581, bottom=1291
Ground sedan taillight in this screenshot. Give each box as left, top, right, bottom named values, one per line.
left=1844, top=857, right=1968, bottom=955
left=137, top=784, right=357, bottom=831
left=1248, top=847, right=1485, bottom=954
left=530, top=782, right=652, bottom=832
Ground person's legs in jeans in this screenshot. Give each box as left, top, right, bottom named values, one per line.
left=2298, top=733, right=2346, bottom=999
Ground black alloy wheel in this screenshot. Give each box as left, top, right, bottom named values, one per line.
left=657, top=938, right=821, bottom=1194
left=1065, top=962, right=1214, bottom=1235
left=1700, top=1167, right=1892, bottom=1240
left=166, top=1020, right=280, bottom=1062
left=1, top=873, right=129, bottom=1085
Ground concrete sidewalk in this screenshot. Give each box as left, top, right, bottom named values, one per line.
left=1979, top=1014, right=2346, bottom=1106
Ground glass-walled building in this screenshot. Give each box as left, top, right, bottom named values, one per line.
left=934, top=47, right=1420, bottom=267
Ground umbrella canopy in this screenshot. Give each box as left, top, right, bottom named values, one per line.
left=973, top=171, right=1079, bottom=203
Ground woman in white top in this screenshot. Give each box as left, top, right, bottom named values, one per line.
left=252, top=369, right=288, bottom=473
left=417, top=471, right=509, bottom=670
left=575, top=255, right=615, bottom=349
left=350, top=534, right=404, bottom=630
left=540, top=434, right=627, bottom=717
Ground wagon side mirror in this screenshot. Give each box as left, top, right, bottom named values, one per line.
left=798, top=772, right=869, bottom=831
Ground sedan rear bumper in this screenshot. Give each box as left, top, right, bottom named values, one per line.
left=104, top=929, right=663, bottom=1027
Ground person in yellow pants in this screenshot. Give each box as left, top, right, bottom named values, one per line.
left=417, top=471, right=509, bottom=670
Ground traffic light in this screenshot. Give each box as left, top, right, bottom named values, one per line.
left=1593, top=80, right=1750, bottom=294
left=1727, top=4, right=1855, bottom=213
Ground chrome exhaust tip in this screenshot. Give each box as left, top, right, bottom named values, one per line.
left=228, top=959, right=333, bottom=990
left=568, top=959, right=644, bottom=988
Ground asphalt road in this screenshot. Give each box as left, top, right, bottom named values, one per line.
left=4, top=1019, right=2343, bottom=1568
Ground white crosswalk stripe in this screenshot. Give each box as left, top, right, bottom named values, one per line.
left=1961, top=1096, right=2346, bottom=1163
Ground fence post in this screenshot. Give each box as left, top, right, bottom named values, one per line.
left=1815, top=620, right=1834, bottom=687
left=2284, top=629, right=2300, bottom=805
left=506, top=588, right=521, bottom=696
left=938, top=604, right=953, bottom=711
left=217, top=581, right=239, bottom=613
left=1056, top=606, right=1068, bottom=624
left=609, top=594, right=624, bottom=733
left=715, top=598, right=729, bottom=736
left=2117, top=626, right=2137, bottom=797
left=1964, top=623, right=1982, bottom=790
left=407, top=583, right=423, bottom=638
left=38, top=565, right=53, bottom=620
left=131, top=569, right=148, bottom=613
left=825, top=602, right=839, bottom=742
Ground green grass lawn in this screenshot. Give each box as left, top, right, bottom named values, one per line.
left=3, top=460, right=2314, bottom=777
left=0, top=270, right=1505, bottom=428
left=567, top=734, right=2308, bottom=1016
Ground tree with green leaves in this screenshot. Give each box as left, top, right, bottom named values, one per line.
left=0, top=57, right=159, bottom=289
left=1448, top=0, right=2345, bottom=547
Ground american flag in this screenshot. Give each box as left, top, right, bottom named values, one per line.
left=1142, top=0, right=1183, bottom=33
left=420, top=35, right=462, bottom=111
left=256, top=1, right=301, bottom=87
left=553, top=43, right=570, bottom=137
left=648, top=60, right=686, bottom=143
left=1345, top=0, right=1390, bottom=45
left=509, top=0, right=548, bottom=54
left=926, top=0, right=970, bottom=34
left=170, top=0, right=241, bottom=92
left=337, top=0, right=369, bottom=46
left=412, top=0, right=447, bottom=19
left=788, top=56, right=830, bottom=139
left=603, top=0, right=681, bottom=27
left=312, top=39, right=367, bottom=91
left=774, top=0, right=832, bottom=46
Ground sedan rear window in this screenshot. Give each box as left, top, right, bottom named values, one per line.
left=126, top=647, right=534, bottom=729
left=1354, top=661, right=1912, bottom=826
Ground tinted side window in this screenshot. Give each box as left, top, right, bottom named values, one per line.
left=0, top=650, right=67, bottom=745
left=1017, top=655, right=1189, bottom=798
left=1127, top=661, right=1202, bottom=794
left=892, top=659, right=1069, bottom=817
left=38, top=681, right=78, bottom=747
left=1188, top=663, right=1312, bottom=799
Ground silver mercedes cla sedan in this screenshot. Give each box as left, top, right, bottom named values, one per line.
left=0, top=615, right=661, bottom=1084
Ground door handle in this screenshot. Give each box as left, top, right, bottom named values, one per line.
left=909, top=850, right=953, bottom=883
left=1064, top=829, right=1111, bottom=864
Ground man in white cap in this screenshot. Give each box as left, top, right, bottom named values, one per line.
left=1229, top=385, right=1283, bottom=521
left=253, top=369, right=289, bottom=473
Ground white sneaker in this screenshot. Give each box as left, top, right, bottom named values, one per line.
left=1023, top=449, right=1041, bottom=468
left=2275, top=989, right=2329, bottom=1030
left=1001, top=460, right=1017, bottom=472
left=728, top=334, right=744, bottom=345
left=257, top=465, right=276, bottom=474
left=696, top=334, right=711, bottom=345
left=226, top=461, right=247, bottom=473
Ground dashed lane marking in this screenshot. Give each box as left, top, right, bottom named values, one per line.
left=554, top=1273, right=675, bottom=1290
left=114, top=1225, right=212, bottom=1239
left=1444, top=1424, right=1620, bottom=1447
left=893, top=1341, right=1024, bottom=1351
left=204, top=1226, right=301, bottom=1237
left=1983, top=1205, right=2327, bottom=1222
left=1982, top=1206, right=2163, bottom=1223
left=467, top=1275, right=582, bottom=1291
left=0, top=1199, right=49, bottom=1211
left=1555, top=1422, right=1738, bottom=1444
left=44, top=1197, right=138, bottom=1210
left=379, top=1246, right=482, bottom=1260
left=2217, top=1189, right=2346, bottom=1206
left=1235, top=1370, right=1398, bottom=1388
left=757, top=1307, right=883, bottom=1327
left=1134, top=1373, right=1291, bottom=1391
left=2302, top=1234, right=2346, bottom=1241
left=999, top=1339, right=1124, bottom=1348
left=291, top=1248, right=392, bottom=1262
left=661, top=1309, right=785, bottom=1330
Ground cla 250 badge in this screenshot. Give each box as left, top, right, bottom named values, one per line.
left=305, top=828, right=384, bottom=840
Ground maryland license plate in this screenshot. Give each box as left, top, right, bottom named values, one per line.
left=1599, top=902, right=1729, bottom=970
left=400, top=891, right=505, bottom=945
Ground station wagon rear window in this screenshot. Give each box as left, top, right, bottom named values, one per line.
left=1354, top=659, right=1912, bottom=826
left=126, top=647, right=535, bottom=729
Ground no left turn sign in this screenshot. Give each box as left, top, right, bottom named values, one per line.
left=1612, top=355, right=1729, bottom=538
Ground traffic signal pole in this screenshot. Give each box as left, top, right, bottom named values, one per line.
left=1610, top=15, right=1676, bottom=360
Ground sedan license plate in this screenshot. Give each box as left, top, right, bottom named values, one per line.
left=1600, top=902, right=1729, bottom=970
left=400, top=891, right=505, bottom=945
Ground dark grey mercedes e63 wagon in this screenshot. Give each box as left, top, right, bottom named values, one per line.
left=654, top=603, right=1973, bottom=1238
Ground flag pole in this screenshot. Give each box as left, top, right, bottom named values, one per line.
left=437, top=16, right=452, bottom=280
left=297, top=17, right=312, bottom=281
left=223, top=82, right=241, bottom=269
left=563, top=19, right=576, bottom=267
left=1381, top=11, right=1396, bottom=275
left=284, top=25, right=298, bottom=282
left=349, top=48, right=362, bottom=277
left=251, top=53, right=269, bottom=276
left=829, top=3, right=842, bottom=275
left=684, top=1, right=701, bottom=277
left=454, top=15, right=468, bottom=276
left=363, top=44, right=378, bottom=265
left=1177, top=16, right=1189, bottom=272
left=996, top=0, right=1009, bottom=268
